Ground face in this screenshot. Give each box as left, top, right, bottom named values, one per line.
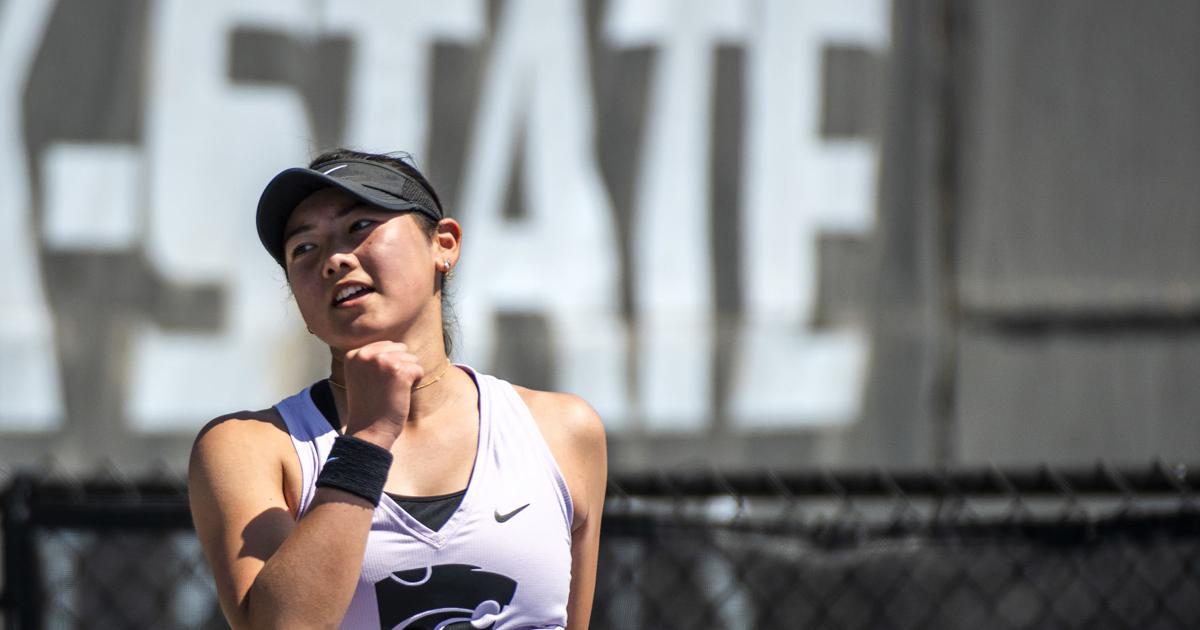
left=282, top=188, right=458, bottom=351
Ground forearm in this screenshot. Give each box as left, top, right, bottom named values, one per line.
left=236, top=489, right=374, bottom=629
left=565, top=522, right=600, bottom=630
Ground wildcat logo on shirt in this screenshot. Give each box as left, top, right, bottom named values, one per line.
left=374, top=564, right=517, bottom=629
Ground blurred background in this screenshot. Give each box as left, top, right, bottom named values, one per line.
left=3, top=0, right=1198, bottom=473
left=2, top=0, right=1199, bottom=627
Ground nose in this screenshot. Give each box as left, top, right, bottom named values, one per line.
left=322, top=251, right=356, bottom=278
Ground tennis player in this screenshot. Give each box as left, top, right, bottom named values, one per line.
left=188, top=149, right=607, bottom=629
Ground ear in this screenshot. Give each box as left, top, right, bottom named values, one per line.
left=433, top=218, right=462, bottom=268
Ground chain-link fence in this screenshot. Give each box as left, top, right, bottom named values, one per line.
left=0, top=468, right=223, bottom=630
left=2, top=463, right=1198, bottom=629
left=595, top=464, right=1200, bottom=629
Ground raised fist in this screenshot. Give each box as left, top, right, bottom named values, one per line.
left=340, top=341, right=425, bottom=446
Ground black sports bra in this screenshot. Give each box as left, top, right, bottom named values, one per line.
left=308, top=380, right=465, bottom=531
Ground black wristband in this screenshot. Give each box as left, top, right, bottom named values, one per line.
left=316, top=435, right=394, bottom=506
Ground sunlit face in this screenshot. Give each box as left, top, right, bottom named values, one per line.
left=282, top=188, right=443, bottom=351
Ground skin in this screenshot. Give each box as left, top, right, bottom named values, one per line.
left=189, top=187, right=607, bottom=629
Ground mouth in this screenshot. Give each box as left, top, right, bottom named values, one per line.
left=332, top=283, right=374, bottom=307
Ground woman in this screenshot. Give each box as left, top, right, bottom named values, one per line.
left=189, top=149, right=607, bottom=629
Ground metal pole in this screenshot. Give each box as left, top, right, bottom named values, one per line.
left=2, top=475, right=41, bottom=630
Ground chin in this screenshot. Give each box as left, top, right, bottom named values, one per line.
left=328, top=323, right=405, bottom=348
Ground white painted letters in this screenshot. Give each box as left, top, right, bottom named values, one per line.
left=730, top=0, right=888, bottom=428
left=322, top=0, right=484, bottom=152
left=42, top=144, right=143, bottom=250
left=3, top=0, right=889, bottom=437
left=129, top=0, right=316, bottom=429
left=456, top=0, right=630, bottom=424
left=606, top=0, right=748, bottom=431
left=0, top=0, right=62, bottom=429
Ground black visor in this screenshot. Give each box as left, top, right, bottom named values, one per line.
left=256, top=158, right=443, bottom=266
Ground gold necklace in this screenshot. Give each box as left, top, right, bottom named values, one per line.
left=328, top=360, right=453, bottom=392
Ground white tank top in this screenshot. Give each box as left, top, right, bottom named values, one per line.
left=274, top=365, right=574, bottom=630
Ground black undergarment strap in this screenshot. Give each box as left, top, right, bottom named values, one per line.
left=310, top=379, right=340, bottom=433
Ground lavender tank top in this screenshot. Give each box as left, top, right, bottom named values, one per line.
left=274, top=366, right=574, bottom=630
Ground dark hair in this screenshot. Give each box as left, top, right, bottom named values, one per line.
left=306, top=148, right=458, bottom=357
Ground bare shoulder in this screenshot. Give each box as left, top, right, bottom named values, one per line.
left=511, top=386, right=606, bottom=453
left=188, top=406, right=297, bottom=510
left=188, top=407, right=306, bottom=624
left=191, top=407, right=290, bottom=461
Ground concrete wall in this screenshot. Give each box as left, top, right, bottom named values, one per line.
left=951, top=0, right=1200, bottom=464
left=0, top=0, right=1196, bottom=474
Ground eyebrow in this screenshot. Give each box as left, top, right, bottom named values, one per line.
left=282, top=202, right=369, bottom=246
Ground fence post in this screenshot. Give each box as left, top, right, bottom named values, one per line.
left=2, top=474, right=41, bottom=630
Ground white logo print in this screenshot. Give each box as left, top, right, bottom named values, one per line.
left=322, top=164, right=348, bottom=175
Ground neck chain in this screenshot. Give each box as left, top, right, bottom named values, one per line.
left=328, top=360, right=453, bottom=393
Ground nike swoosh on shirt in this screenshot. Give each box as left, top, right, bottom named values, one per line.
left=494, top=503, right=531, bottom=523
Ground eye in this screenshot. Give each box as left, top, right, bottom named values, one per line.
left=349, top=218, right=376, bottom=232
left=289, top=242, right=315, bottom=259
